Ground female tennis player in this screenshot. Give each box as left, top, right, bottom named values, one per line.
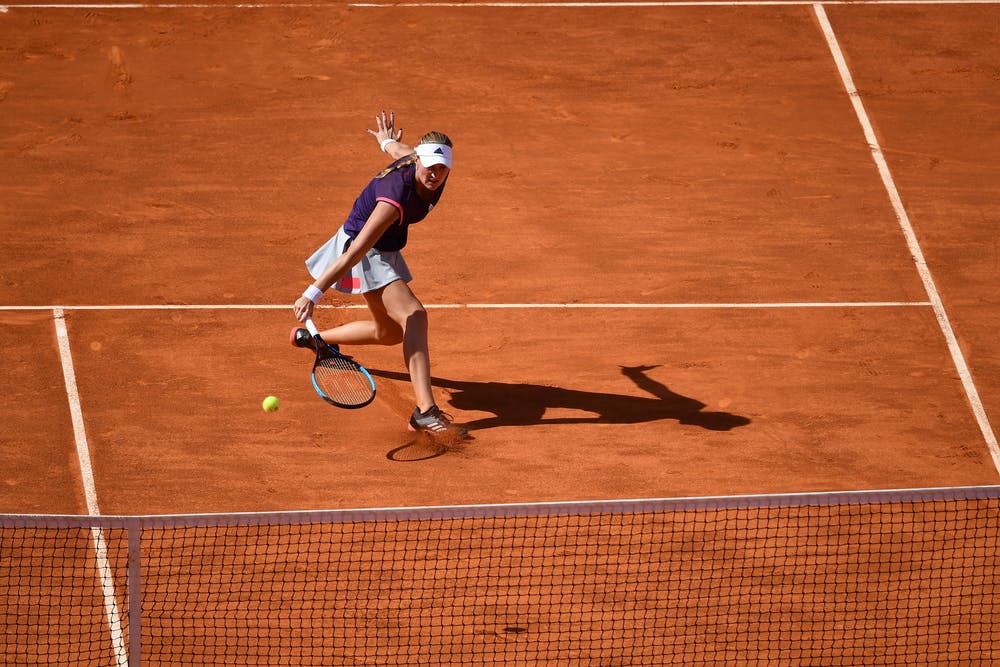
left=291, top=111, right=465, bottom=437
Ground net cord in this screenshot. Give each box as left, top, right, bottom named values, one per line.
left=5, top=484, right=999, bottom=529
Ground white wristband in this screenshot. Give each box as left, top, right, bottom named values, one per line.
left=302, top=285, right=323, bottom=304
left=379, top=138, right=397, bottom=153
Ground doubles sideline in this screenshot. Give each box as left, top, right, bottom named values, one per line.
left=812, top=3, right=999, bottom=473
left=53, top=307, right=128, bottom=667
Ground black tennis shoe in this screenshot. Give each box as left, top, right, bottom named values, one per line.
left=289, top=327, right=339, bottom=357
left=408, top=405, right=468, bottom=437
left=290, top=327, right=314, bottom=349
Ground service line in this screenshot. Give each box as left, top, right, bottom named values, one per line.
left=1, top=301, right=934, bottom=311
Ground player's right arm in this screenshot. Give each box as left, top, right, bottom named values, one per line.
left=293, top=202, right=400, bottom=321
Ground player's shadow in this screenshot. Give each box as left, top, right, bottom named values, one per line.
left=371, top=364, right=751, bottom=433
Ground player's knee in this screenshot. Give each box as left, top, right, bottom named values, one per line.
left=386, top=301, right=427, bottom=340
left=375, top=323, right=404, bottom=346
left=403, top=306, right=428, bottom=334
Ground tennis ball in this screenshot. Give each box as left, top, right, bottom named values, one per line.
left=262, top=395, right=280, bottom=413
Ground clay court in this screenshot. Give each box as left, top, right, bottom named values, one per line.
left=1, top=0, right=999, bottom=663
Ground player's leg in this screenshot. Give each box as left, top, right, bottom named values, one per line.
left=290, top=296, right=403, bottom=349
left=325, top=295, right=405, bottom=347
left=377, top=281, right=467, bottom=435
left=376, top=280, right=434, bottom=412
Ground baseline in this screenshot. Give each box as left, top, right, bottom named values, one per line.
left=3, top=0, right=1000, bottom=8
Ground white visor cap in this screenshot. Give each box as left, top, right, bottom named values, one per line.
left=415, top=143, right=453, bottom=169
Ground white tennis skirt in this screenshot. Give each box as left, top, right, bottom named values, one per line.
left=305, top=226, right=412, bottom=295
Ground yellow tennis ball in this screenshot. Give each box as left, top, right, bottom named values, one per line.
left=262, top=396, right=279, bottom=412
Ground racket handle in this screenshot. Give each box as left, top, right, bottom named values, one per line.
left=305, top=318, right=320, bottom=336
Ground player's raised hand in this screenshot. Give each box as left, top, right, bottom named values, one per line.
left=367, top=109, right=403, bottom=147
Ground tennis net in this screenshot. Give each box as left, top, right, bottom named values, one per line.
left=2, top=485, right=998, bottom=666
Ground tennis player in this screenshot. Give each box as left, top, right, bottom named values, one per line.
left=291, top=111, right=465, bottom=437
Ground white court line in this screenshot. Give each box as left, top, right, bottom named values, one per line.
left=1, top=0, right=999, bottom=8
left=2, top=301, right=932, bottom=311
left=53, top=308, right=129, bottom=667
left=354, top=0, right=1000, bottom=4
left=460, top=301, right=933, bottom=309
left=53, top=308, right=101, bottom=516
left=814, top=4, right=1000, bottom=475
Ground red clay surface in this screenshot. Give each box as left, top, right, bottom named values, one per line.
left=1, top=4, right=998, bottom=516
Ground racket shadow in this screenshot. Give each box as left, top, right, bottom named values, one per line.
left=373, top=371, right=473, bottom=462
left=386, top=437, right=448, bottom=462
left=385, top=431, right=472, bottom=462
left=367, top=365, right=751, bottom=432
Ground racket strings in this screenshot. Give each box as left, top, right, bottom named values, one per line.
left=315, top=356, right=374, bottom=406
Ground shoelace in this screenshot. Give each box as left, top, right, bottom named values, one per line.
left=418, top=408, right=454, bottom=431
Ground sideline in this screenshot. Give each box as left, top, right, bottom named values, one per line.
left=813, top=3, right=1000, bottom=475
left=53, top=307, right=128, bottom=667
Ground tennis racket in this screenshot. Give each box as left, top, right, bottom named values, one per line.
left=304, top=317, right=376, bottom=409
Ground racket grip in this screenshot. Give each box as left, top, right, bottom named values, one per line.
left=305, top=318, right=320, bottom=336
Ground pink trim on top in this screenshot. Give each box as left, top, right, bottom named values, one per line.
left=375, top=197, right=404, bottom=225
